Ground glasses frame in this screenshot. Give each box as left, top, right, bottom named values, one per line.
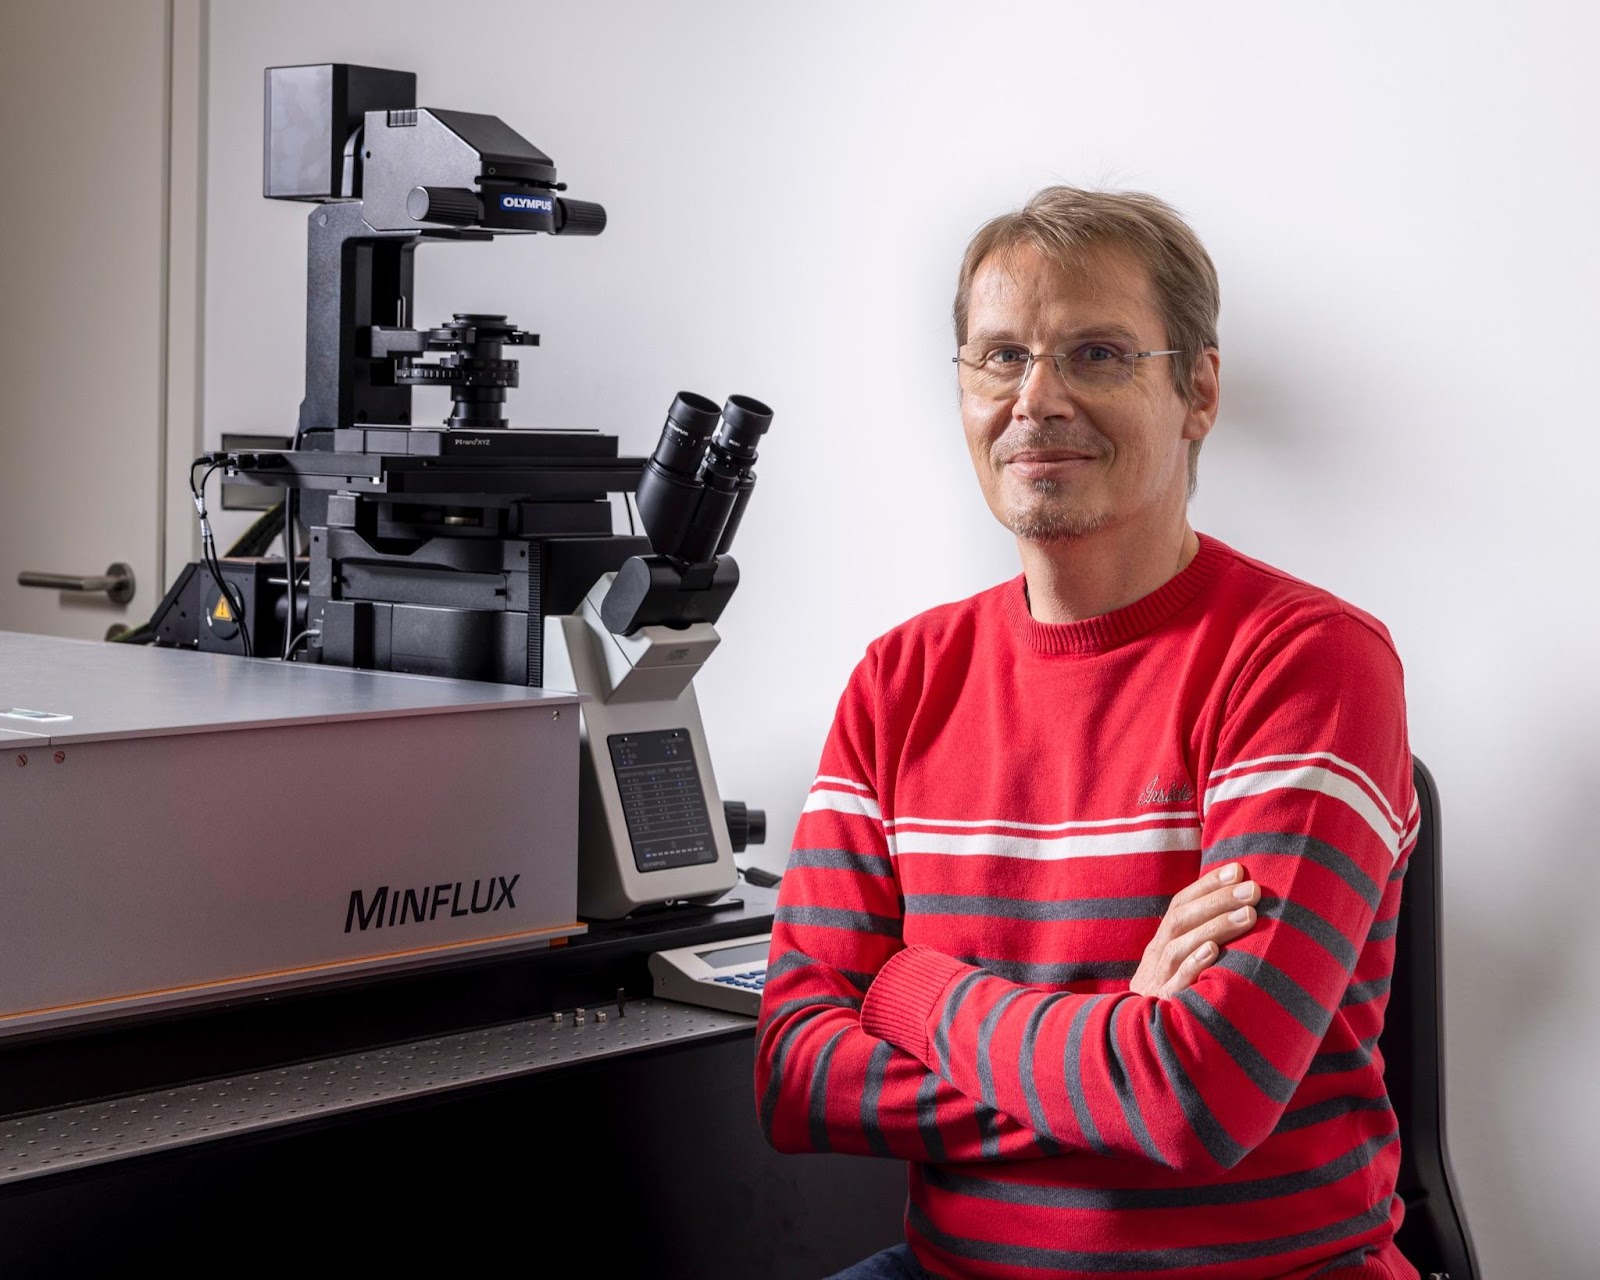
left=952, top=345, right=1183, bottom=398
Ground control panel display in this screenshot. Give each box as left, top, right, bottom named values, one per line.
left=695, top=939, right=770, bottom=969
left=650, top=932, right=771, bottom=1016
left=607, top=728, right=717, bottom=873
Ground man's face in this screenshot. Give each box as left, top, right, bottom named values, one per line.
left=959, top=242, right=1217, bottom=544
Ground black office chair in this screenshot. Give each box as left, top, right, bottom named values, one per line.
left=1379, top=757, right=1480, bottom=1279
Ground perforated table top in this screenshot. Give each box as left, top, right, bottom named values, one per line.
left=0, top=998, right=751, bottom=1186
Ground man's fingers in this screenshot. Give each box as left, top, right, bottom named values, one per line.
left=1164, top=879, right=1259, bottom=940
left=1132, top=867, right=1263, bottom=999
left=1167, top=862, right=1245, bottom=910
left=1156, top=896, right=1262, bottom=999
left=1156, top=905, right=1258, bottom=984
left=1158, top=940, right=1218, bottom=1000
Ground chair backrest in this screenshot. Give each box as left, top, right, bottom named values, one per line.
left=1379, top=757, right=1480, bottom=1280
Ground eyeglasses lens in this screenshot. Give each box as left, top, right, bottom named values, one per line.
left=957, top=348, right=1136, bottom=400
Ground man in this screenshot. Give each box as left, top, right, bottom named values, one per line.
left=755, top=187, right=1417, bottom=1280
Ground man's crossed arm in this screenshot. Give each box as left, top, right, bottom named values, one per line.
left=758, top=857, right=1262, bottom=1164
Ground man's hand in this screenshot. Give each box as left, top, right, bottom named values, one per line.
left=1129, top=863, right=1259, bottom=999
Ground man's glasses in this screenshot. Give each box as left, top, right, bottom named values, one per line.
left=953, top=342, right=1181, bottom=400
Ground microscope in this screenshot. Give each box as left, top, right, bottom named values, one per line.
left=149, top=63, right=770, bottom=919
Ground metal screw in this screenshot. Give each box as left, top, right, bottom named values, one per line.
left=595, top=1010, right=607, bottom=1023
left=574, top=1008, right=586, bottom=1025
left=14, top=754, right=25, bottom=768
left=54, top=751, right=66, bottom=765
left=551, top=1011, right=564, bottom=1025
left=552, top=709, right=561, bottom=720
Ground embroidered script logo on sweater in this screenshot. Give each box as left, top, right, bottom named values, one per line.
left=1138, top=773, right=1195, bottom=805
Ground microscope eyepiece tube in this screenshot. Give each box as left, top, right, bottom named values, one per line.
left=714, top=474, right=757, bottom=557
left=674, top=395, right=775, bottom=564
left=636, top=391, right=722, bottom=560
left=652, top=391, right=722, bottom=477
left=675, top=468, right=741, bottom=566
left=711, top=394, right=774, bottom=460
left=710, top=395, right=773, bottom=555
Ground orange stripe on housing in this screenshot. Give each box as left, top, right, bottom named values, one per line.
left=0, top=923, right=584, bottom=1023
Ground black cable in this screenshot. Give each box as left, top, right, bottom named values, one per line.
left=110, top=468, right=279, bottom=645
left=190, top=458, right=252, bottom=658
left=282, top=425, right=310, bottom=660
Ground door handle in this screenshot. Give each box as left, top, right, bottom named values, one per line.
left=18, top=562, right=136, bottom=605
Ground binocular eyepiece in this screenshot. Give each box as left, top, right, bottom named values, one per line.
left=636, top=390, right=774, bottom=565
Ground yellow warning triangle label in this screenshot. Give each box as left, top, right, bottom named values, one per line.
left=212, top=596, right=233, bottom=623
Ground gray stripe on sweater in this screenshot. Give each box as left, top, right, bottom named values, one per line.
left=759, top=1002, right=855, bottom=1140
left=775, top=904, right=902, bottom=937
left=1063, top=996, right=1110, bottom=1155
left=1177, top=989, right=1299, bottom=1104
left=860, top=1039, right=895, bottom=1157
left=1273, top=1091, right=1392, bottom=1134
left=921, top=1130, right=1398, bottom=1210
left=1019, top=996, right=1065, bottom=1156
left=1256, top=894, right=1359, bottom=971
left=788, top=846, right=896, bottom=877
left=1202, top=832, right=1381, bottom=910
left=906, top=893, right=1168, bottom=922
left=1105, top=997, right=1167, bottom=1166
left=1341, top=976, right=1393, bottom=1007
left=1213, top=949, right=1336, bottom=1037
left=1306, top=1036, right=1380, bottom=1076
left=974, top=986, right=1030, bottom=1159
left=1365, top=915, right=1399, bottom=942
left=932, top=970, right=988, bottom=1084
left=1148, top=1001, right=1248, bottom=1169
left=807, top=1025, right=850, bottom=1151
left=764, top=947, right=818, bottom=982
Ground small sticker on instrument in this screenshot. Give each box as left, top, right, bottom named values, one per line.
left=3, top=707, right=73, bottom=723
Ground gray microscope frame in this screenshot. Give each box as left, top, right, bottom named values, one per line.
left=543, top=574, right=737, bottom=920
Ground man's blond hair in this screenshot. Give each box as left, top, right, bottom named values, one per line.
left=953, top=187, right=1220, bottom=494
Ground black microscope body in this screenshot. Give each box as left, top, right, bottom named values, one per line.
left=152, top=63, right=769, bottom=690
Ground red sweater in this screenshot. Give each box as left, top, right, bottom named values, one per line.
left=756, top=535, right=1419, bottom=1280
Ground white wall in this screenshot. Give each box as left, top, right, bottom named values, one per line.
left=204, top=2, right=1600, bottom=1272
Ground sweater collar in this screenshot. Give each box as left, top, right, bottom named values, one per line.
left=1005, top=532, right=1228, bottom=656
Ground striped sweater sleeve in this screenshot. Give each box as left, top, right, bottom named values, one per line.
left=859, top=612, right=1414, bottom=1172
left=756, top=651, right=1056, bottom=1162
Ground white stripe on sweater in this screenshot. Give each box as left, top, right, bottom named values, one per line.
left=1208, top=751, right=1405, bottom=834
left=814, top=775, right=875, bottom=795
left=1204, top=764, right=1402, bottom=861
left=887, top=811, right=1199, bottom=834
left=802, top=788, right=882, bottom=821
left=887, top=824, right=1199, bottom=861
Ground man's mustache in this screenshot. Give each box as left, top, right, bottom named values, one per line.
left=993, top=427, right=1111, bottom=464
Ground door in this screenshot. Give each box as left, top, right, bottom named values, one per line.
left=0, top=1, right=175, bottom=639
